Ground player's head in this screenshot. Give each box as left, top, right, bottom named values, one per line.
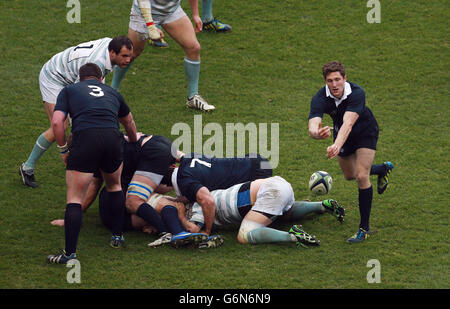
left=109, top=36, right=133, bottom=68
left=322, top=61, right=347, bottom=99
left=79, top=63, right=102, bottom=81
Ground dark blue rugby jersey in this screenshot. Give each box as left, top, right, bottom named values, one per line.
left=308, top=82, right=377, bottom=140
left=55, top=79, right=130, bottom=133
left=177, top=155, right=254, bottom=202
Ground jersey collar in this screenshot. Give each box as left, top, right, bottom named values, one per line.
left=171, top=167, right=182, bottom=197
left=325, top=82, right=352, bottom=107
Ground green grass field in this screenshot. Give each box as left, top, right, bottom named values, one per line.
left=0, top=0, right=448, bottom=292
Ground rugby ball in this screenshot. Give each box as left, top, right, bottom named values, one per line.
left=309, top=171, right=332, bottom=195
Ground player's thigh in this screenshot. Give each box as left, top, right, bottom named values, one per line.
left=125, top=174, right=158, bottom=211
left=101, top=163, right=123, bottom=192
left=338, top=153, right=357, bottom=180
left=127, top=28, right=147, bottom=59
left=66, top=170, right=94, bottom=204
left=163, top=16, right=200, bottom=56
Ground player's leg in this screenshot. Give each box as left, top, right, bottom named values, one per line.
left=347, top=148, right=376, bottom=243
left=238, top=177, right=320, bottom=247
left=101, top=163, right=127, bottom=248
left=125, top=174, right=169, bottom=235
left=47, top=170, right=92, bottom=264
left=371, top=161, right=394, bottom=194
left=201, top=0, right=232, bottom=32
left=163, top=14, right=215, bottom=111
left=282, top=199, right=345, bottom=222
left=20, top=100, right=57, bottom=188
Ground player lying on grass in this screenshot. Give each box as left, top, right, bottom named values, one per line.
left=53, top=175, right=344, bottom=248
left=182, top=176, right=345, bottom=247
left=134, top=176, right=345, bottom=248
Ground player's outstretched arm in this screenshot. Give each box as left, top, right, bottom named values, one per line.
left=196, top=186, right=215, bottom=235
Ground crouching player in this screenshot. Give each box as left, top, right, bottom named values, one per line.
left=185, top=176, right=345, bottom=247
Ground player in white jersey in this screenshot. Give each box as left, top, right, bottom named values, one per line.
left=185, top=176, right=346, bottom=247
left=110, top=0, right=216, bottom=111
left=19, top=36, right=133, bottom=188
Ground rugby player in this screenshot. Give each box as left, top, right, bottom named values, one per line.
left=110, top=0, right=216, bottom=111
left=20, top=36, right=133, bottom=188
left=308, top=61, right=394, bottom=243
left=47, top=63, right=137, bottom=264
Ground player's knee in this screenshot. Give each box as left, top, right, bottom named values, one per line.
left=343, top=173, right=356, bottom=181
left=237, top=232, right=248, bottom=244
left=185, top=41, right=201, bottom=58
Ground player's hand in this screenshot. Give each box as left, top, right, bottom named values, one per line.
left=192, top=15, right=203, bottom=33
left=51, top=219, right=65, bottom=226
left=318, top=124, right=331, bottom=139
left=147, top=24, right=163, bottom=41
left=61, top=152, right=69, bottom=166
left=327, top=144, right=340, bottom=159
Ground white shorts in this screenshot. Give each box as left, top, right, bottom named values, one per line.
left=129, top=5, right=186, bottom=39
left=252, top=176, right=295, bottom=216
left=39, top=66, right=64, bottom=104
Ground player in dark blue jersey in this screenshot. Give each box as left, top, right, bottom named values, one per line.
left=308, top=61, right=394, bottom=243
left=170, top=153, right=272, bottom=236
left=52, top=134, right=210, bottom=248
left=47, top=63, right=138, bottom=264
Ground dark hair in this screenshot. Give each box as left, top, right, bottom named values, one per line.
left=322, top=61, right=346, bottom=79
left=108, top=36, right=133, bottom=54
left=79, top=63, right=102, bottom=81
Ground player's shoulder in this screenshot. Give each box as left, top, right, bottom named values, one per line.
left=311, top=86, right=327, bottom=103
left=348, top=81, right=365, bottom=96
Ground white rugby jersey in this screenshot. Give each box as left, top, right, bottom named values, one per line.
left=41, top=38, right=113, bottom=86
left=131, top=0, right=181, bottom=18
left=189, top=182, right=244, bottom=227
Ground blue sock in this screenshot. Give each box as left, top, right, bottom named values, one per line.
left=111, top=64, right=131, bottom=90
left=246, top=227, right=295, bottom=244
left=202, top=0, right=213, bottom=22
left=64, top=203, right=82, bottom=255
left=370, top=164, right=386, bottom=176
left=184, top=57, right=200, bottom=99
left=359, top=186, right=373, bottom=231
left=161, top=206, right=184, bottom=235
left=24, top=133, right=53, bottom=169
left=136, top=203, right=168, bottom=234
left=106, top=191, right=125, bottom=236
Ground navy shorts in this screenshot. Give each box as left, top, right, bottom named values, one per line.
left=136, top=135, right=176, bottom=180
left=67, top=128, right=124, bottom=173
left=338, top=125, right=379, bottom=157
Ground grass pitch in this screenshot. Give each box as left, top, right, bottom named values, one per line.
left=0, top=0, right=448, bottom=292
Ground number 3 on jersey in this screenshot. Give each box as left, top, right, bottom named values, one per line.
left=88, top=85, right=104, bottom=97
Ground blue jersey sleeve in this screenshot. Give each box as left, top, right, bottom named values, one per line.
left=54, top=86, right=69, bottom=115
left=345, top=87, right=366, bottom=115
left=116, top=92, right=130, bottom=118
left=308, top=88, right=326, bottom=119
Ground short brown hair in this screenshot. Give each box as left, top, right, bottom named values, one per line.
left=79, top=63, right=102, bottom=81
left=322, top=61, right=346, bottom=79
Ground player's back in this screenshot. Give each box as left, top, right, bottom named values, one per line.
left=177, top=155, right=254, bottom=202
left=42, top=38, right=112, bottom=85
left=55, top=79, right=128, bottom=133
